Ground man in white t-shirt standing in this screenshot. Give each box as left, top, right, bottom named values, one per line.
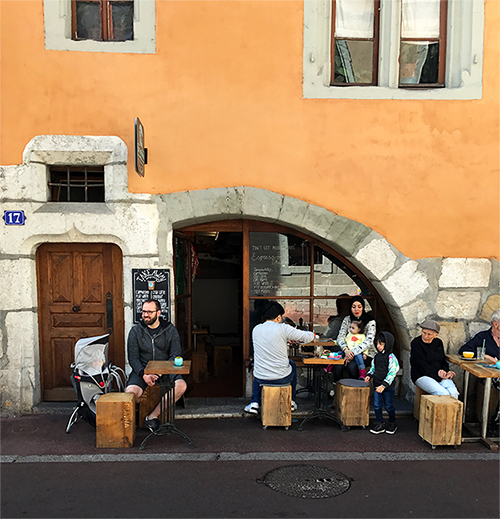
left=244, top=301, right=318, bottom=415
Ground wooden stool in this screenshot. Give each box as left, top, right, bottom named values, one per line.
left=413, top=386, right=429, bottom=420
left=214, top=345, right=232, bottom=377
left=96, top=392, right=135, bottom=448
left=261, top=385, right=292, bottom=429
left=139, top=384, right=161, bottom=428
left=335, top=379, right=370, bottom=427
left=192, top=351, right=208, bottom=383
left=418, top=395, right=463, bottom=448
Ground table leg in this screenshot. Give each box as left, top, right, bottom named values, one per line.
left=139, top=378, right=194, bottom=450
left=462, top=371, right=470, bottom=424
left=481, top=378, right=492, bottom=439
left=298, top=366, right=343, bottom=431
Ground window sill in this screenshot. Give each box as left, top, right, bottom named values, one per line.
left=34, top=203, right=113, bottom=214
left=303, top=77, right=482, bottom=100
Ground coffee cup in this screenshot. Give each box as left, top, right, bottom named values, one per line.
left=174, top=356, right=183, bottom=367
left=496, top=360, right=500, bottom=370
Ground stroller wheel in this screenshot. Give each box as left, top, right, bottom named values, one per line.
left=66, top=407, right=80, bottom=433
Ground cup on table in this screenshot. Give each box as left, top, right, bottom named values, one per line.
left=476, top=347, right=484, bottom=360
left=496, top=360, right=500, bottom=369
left=174, top=356, right=183, bottom=367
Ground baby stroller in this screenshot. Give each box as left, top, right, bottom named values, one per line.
left=66, top=334, right=125, bottom=433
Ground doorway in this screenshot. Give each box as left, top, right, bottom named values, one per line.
left=174, top=220, right=396, bottom=399
left=36, top=243, right=124, bottom=401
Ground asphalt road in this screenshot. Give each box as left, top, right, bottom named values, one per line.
left=2, top=457, right=498, bottom=518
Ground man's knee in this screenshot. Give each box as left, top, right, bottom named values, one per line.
left=175, top=378, right=187, bottom=397
left=125, top=384, right=143, bottom=403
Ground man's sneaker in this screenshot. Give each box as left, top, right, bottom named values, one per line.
left=144, top=416, right=161, bottom=433
left=369, top=422, right=386, bottom=434
left=244, top=402, right=259, bottom=415
left=291, top=401, right=298, bottom=412
left=386, top=422, right=398, bottom=434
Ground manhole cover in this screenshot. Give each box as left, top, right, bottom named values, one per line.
left=258, top=464, right=351, bottom=499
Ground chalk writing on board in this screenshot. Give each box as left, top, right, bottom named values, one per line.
left=132, top=269, right=170, bottom=323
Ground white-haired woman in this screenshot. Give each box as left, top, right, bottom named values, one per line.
left=459, top=309, right=500, bottom=363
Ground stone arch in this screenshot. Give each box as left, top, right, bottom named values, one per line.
left=162, top=187, right=413, bottom=335
left=162, top=186, right=497, bottom=400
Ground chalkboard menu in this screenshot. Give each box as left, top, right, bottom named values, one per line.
left=132, top=269, right=170, bottom=323
left=249, top=233, right=282, bottom=297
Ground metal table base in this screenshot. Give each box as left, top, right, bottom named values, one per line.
left=298, top=365, right=345, bottom=431
left=139, top=376, right=194, bottom=450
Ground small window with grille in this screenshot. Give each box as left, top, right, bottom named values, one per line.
left=48, top=166, right=105, bottom=202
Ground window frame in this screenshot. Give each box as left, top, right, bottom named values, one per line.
left=48, top=165, right=105, bottom=203
left=44, top=0, right=156, bottom=54
left=330, top=0, right=380, bottom=86
left=303, top=0, right=485, bottom=100
left=398, top=0, right=448, bottom=88
left=71, top=0, right=134, bottom=42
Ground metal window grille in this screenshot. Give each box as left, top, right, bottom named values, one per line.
left=49, top=166, right=105, bottom=202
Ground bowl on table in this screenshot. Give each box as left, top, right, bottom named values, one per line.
left=462, top=351, right=474, bottom=359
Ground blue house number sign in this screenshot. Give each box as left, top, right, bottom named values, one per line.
left=3, top=211, right=26, bottom=225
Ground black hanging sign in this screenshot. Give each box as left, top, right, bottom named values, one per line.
left=132, top=269, right=170, bottom=323
left=134, top=117, right=147, bottom=177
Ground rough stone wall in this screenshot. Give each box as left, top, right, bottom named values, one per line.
left=0, top=136, right=165, bottom=414
left=161, top=187, right=499, bottom=402
left=1, top=140, right=498, bottom=412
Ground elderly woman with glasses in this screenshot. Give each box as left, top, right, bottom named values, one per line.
left=410, top=320, right=459, bottom=399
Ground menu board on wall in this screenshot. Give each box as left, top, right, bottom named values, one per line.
left=249, top=233, right=282, bottom=297
left=132, top=269, right=170, bottom=323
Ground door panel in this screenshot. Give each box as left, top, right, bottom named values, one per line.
left=37, top=243, right=124, bottom=401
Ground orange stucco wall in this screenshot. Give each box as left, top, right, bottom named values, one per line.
left=1, top=0, right=499, bottom=260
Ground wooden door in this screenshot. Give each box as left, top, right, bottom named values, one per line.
left=36, top=243, right=125, bottom=401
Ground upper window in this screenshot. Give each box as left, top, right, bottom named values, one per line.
left=304, top=0, right=484, bottom=99
left=44, top=0, right=155, bottom=53
left=331, top=0, right=380, bottom=86
left=72, top=0, right=134, bottom=42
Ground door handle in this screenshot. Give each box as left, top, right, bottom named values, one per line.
left=72, top=306, right=81, bottom=313
left=106, top=292, right=113, bottom=334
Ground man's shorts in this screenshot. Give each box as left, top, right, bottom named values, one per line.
left=126, top=371, right=183, bottom=391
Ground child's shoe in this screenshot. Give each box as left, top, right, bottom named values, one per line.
left=358, top=368, right=366, bottom=379
left=385, top=422, right=397, bottom=434
left=369, top=422, right=386, bottom=434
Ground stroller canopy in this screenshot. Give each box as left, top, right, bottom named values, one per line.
left=74, top=334, right=110, bottom=376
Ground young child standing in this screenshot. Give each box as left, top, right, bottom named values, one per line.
left=344, top=320, right=367, bottom=379
left=365, top=331, right=400, bottom=434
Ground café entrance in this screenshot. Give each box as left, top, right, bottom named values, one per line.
left=174, top=220, right=395, bottom=398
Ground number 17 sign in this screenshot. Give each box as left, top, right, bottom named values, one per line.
left=3, top=211, right=26, bottom=225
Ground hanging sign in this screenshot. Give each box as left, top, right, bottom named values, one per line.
left=132, top=269, right=170, bottom=323
left=134, top=117, right=148, bottom=177
left=3, top=211, right=26, bottom=225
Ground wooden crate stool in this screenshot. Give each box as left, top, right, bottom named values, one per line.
left=418, top=395, right=463, bottom=448
left=413, top=386, right=429, bottom=420
left=96, top=392, right=136, bottom=448
left=335, top=379, right=370, bottom=427
left=261, top=385, right=292, bottom=429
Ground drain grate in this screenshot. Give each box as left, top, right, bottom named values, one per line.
left=258, top=464, right=351, bottom=499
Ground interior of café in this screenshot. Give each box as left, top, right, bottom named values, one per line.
left=174, top=221, right=396, bottom=399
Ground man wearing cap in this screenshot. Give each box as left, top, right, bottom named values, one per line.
left=410, top=320, right=459, bottom=399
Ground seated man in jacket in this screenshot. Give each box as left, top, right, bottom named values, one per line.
left=459, top=309, right=500, bottom=363
left=125, top=299, right=187, bottom=433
